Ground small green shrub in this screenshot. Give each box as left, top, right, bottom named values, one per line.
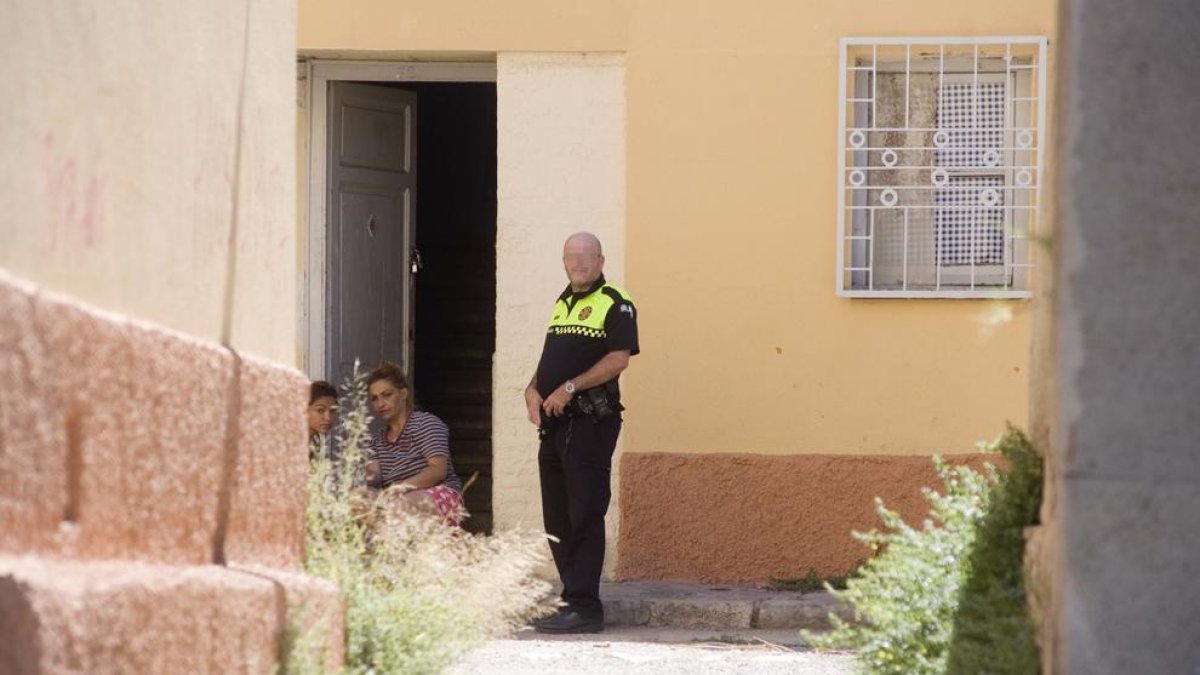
left=769, top=566, right=858, bottom=593
left=288, top=366, right=554, bottom=674
left=945, top=429, right=1042, bottom=675
left=805, top=427, right=1042, bottom=675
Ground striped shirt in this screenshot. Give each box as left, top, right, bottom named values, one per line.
left=368, top=411, right=463, bottom=493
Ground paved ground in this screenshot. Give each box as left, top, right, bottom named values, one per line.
left=448, top=627, right=855, bottom=675
left=449, top=582, right=856, bottom=674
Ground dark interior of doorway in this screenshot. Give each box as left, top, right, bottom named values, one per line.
left=378, top=81, right=496, bottom=534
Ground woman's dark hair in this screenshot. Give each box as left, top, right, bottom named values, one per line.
left=366, top=361, right=409, bottom=393
left=309, top=380, right=338, bottom=405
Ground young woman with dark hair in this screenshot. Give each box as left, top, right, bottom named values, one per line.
left=308, top=380, right=338, bottom=461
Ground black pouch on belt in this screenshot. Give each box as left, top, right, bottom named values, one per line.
left=577, top=380, right=624, bottom=422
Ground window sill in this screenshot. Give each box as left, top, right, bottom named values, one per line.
left=837, top=289, right=1033, bottom=299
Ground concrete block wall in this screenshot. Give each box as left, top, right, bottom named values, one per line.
left=0, top=0, right=341, bottom=668
left=0, top=270, right=343, bottom=674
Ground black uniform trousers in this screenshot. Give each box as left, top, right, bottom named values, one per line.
left=538, top=412, right=622, bottom=618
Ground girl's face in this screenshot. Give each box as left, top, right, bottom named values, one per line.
left=368, top=380, right=408, bottom=423
left=307, top=396, right=337, bottom=436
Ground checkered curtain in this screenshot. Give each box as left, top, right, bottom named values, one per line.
left=935, top=81, right=1006, bottom=266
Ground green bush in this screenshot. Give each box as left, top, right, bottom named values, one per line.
left=805, top=427, right=1042, bottom=675
left=286, top=367, right=554, bottom=674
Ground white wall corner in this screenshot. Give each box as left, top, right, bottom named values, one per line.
left=493, top=52, right=627, bottom=578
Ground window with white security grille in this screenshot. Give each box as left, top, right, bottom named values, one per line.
left=836, top=37, right=1048, bottom=298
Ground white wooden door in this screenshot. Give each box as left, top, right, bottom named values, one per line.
left=327, top=82, right=417, bottom=389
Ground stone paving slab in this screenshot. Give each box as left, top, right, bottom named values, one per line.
left=517, top=625, right=811, bottom=647
left=453, top=629, right=855, bottom=675
left=601, top=581, right=852, bottom=631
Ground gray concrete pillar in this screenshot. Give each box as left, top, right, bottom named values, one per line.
left=1057, top=1, right=1200, bottom=672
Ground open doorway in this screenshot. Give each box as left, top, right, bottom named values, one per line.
left=404, top=82, right=497, bottom=534
left=306, top=63, right=497, bottom=534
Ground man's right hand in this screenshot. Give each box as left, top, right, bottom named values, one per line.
left=524, top=386, right=543, bottom=426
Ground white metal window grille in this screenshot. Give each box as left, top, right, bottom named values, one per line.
left=836, top=37, right=1048, bottom=298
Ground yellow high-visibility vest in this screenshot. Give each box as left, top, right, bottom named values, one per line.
left=546, top=284, right=634, bottom=340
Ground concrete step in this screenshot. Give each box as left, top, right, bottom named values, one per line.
left=601, top=581, right=853, bottom=632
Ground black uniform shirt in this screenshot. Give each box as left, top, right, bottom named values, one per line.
left=535, top=275, right=639, bottom=400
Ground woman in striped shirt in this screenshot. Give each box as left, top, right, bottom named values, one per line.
left=363, top=361, right=465, bottom=525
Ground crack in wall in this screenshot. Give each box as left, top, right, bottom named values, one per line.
left=63, top=411, right=82, bottom=524
left=212, top=0, right=253, bottom=567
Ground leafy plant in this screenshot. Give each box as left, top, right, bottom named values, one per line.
left=287, top=365, right=555, bottom=674
left=805, top=427, right=1042, bottom=675
left=769, top=566, right=858, bottom=593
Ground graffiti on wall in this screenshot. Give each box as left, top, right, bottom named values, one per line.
left=43, top=132, right=106, bottom=254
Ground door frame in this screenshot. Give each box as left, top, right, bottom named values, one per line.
left=301, top=59, right=497, bottom=379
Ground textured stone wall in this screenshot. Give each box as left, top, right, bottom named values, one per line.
left=0, top=270, right=343, bottom=674
left=617, top=451, right=996, bottom=583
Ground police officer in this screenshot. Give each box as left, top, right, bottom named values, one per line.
left=525, top=232, right=639, bottom=634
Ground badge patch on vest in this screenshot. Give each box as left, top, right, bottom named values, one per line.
left=578, top=307, right=593, bottom=320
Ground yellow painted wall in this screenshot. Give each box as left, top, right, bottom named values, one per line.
left=623, top=3, right=1050, bottom=456
left=299, top=0, right=1055, bottom=456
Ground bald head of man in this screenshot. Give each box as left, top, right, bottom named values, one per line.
left=562, top=232, right=605, bottom=292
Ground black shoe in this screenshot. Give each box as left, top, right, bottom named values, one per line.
left=532, top=609, right=604, bottom=634
left=530, top=611, right=557, bottom=629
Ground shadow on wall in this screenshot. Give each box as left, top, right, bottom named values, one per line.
left=0, top=575, right=40, bottom=674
